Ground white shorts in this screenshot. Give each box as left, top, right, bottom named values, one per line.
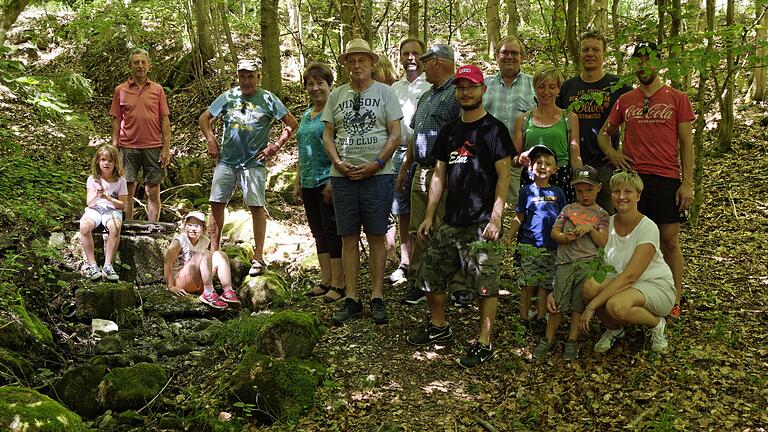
left=634, top=277, right=676, bottom=317
left=209, top=163, right=266, bottom=207
left=81, top=207, right=123, bottom=231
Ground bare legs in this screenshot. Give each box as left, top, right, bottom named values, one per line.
left=341, top=233, right=386, bottom=301
left=124, top=182, right=161, bottom=222
left=79, top=215, right=121, bottom=268
left=659, top=222, right=684, bottom=305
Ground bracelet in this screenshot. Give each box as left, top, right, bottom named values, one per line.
left=585, top=305, right=595, bottom=312
left=375, top=158, right=385, bottom=168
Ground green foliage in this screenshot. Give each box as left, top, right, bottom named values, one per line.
left=576, top=248, right=616, bottom=283
left=469, top=239, right=504, bottom=256
left=216, top=312, right=271, bottom=347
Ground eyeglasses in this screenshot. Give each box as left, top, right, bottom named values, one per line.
left=352, top=93, right=361, bottom=112
left=455, top=84, right=484, bottom=92
left=642, top=97, right=650, bottom=115
left=499, top=50, right=521, bottom=57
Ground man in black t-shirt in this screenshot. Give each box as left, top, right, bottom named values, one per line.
left=406, top=65, right=514, bottom=368
left=556, top=30, right=631, bottom=212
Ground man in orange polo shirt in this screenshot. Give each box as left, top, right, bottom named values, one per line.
left=110, top=48, right=171, bottom=222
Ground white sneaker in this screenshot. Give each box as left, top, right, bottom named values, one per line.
left=102, top=265, right=119, bottom=282
left=649, top=318, right=668, bottom=352
left=594, top=327, right=625, bottom=353
left=86, top=264, right=101, bottom=281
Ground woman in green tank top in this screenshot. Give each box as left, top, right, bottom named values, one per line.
left=512, top=66, right=583, bottom=203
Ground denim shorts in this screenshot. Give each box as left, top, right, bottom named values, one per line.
left=331, top=174, right=393, bottom=235
left=120, top=147, right=165, bottom=184
left=81, top=207, right=123, bottom=231
left=391, top=148, right=413, bottom=215
left=209, top=163, right=266, bottom=207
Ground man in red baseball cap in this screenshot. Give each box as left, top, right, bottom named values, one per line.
left=407, top=65, right=514, bottom=368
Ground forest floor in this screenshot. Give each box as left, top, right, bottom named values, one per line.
left=2, top=8, right=767, bottom=430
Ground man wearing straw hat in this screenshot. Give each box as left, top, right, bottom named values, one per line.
left=322, top=38, right=404, bottom=325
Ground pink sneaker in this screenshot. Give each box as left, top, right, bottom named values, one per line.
left=199, top=291, right=228, bottom=309
left=220, top=289, right=241, bottom=304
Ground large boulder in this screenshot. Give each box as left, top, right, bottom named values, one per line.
left=0, top=386, right=87, bottom=432
left=140, top=285, right=226, bottom=319
left=117, top=235, right=170, bottom=285
left=230, top=348, right=325, bottom=425
left=0, top=305, right=53, bottom=352
left=75, top=282, right=137, bottom=321
left=239, top=271, right=289, bottom=311
left=53, top=364, right=108, bottom=419
left=97, top=363, right=167, bottom=411
left=256, top=312, right=324, bottom=359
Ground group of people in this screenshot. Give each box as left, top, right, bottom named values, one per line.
left=79, top=32, right=694, bottom=367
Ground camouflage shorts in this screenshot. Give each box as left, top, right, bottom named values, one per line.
left=417, top=223, right=501, bottom=297
left=517, top=247, right=556, bottom=289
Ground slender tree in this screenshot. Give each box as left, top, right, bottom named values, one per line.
left=0, top=0, right=31, bottom=45
left=409, top=0, right=419, bottom=38
left=691, top=0, right=715, bottom=225
left=506, top=0, right=520, bottom=36
left=487, top=0, right=501, bottom=58
left=194, top=0, right=215, bottom=64
left=716, top=0, right=735, bottom=153
left=748, top=0, right=767, bottom=101
left=260, top=0, right=282, bottom=95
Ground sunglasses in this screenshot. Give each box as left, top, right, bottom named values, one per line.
left=352, top=93, right=361, bottom=112
left=642, top=97, right=650, bottom=115
left=241, top=100, right=247, bottom=114
left=613, top=168, right=638, bottom=175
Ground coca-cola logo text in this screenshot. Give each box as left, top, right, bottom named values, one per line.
left=626, top=103, right=673, bottom=121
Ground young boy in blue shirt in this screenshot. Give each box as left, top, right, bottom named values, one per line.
left=506, top=145, right=566, bottom=332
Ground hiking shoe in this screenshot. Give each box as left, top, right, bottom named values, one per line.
left=199, top=291, right=228, bottom=309
left=532, top=339, right=551, bottom=359
left=248, top=259, right=265, bottom=276
left=593, top=327, right=625, bottom=353
left=332, top=298, right=363, bottom=325
left=388, top=265, right=408, bottom=285
left=401, top=286, right=426, bottom=305
left=452, top=290, right=472, bottom=308
left=457, top=342, right=494, bottom=368
left=668, top=304, right=681, bottom=319
left=407, top=322, right=453, bottom=346
left=370, top=298, right=389, bottom=324
left=102, top=265, right=119, bottom=282
left=220, top=289, right=241, bottom=304
left=563, top=340, right=579, bottom=360
left=85, top=264, right=101, bottom=281
left=649, top=318, right=669, bottom=352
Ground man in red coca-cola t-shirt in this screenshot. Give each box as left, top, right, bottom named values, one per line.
left=596, top=41, right=694, bottom=318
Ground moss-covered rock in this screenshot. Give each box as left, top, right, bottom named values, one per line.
left=95, top=334, right=123, bottom=355
left=53, top=364, right=107, bottom=419
left=0, top=348, right=33, bottom=385
left=97, top=363, right=167, bottom=411
left=239, top=271, right=289, bottom=311
left=221, top=209, right=255, bottom=244
left=221, top=244, right=252, bottom=287
left=256, top=312, right=324, bottom=359
left=74, top=281, right=137, bottom=321
left=267, top=170, right=297, bottom=194
left=0, top=305, right=53, bottom=351
left=0, top=386, right=87, bottom=431
left=117, top=235, right=170, bottom=285
left=141, top=284, right=226, bottom=319
left=230, top=349, right=325, bottom=425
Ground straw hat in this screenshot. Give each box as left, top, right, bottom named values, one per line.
left=338, top=38, right=379, bottom=64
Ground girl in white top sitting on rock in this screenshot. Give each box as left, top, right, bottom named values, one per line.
left=79, top=144, right=127, bottom=282
left=163, top=211, right=240, bottom=309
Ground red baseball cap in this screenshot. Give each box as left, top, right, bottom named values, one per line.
left=453, top=65, right=484, bottom=85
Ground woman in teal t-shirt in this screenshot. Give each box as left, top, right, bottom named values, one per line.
left=513, top=65, right=582, bottom=203
left=293, top=63, right=345, bottom=302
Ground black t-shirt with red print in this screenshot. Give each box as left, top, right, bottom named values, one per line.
left=431, top=113, right=515, bottom=226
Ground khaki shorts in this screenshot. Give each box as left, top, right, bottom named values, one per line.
left=418, top=223, right=501, bottom=297
left=120, top=147, right=165, bottom=184
left=633, top=277, right=675, bottom=317
left=554, top=260, right=598, bottom=314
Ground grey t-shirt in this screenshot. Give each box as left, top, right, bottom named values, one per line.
left=321, top=81, right=403, bottom=176
left=553, top=202, right=609, bottom=264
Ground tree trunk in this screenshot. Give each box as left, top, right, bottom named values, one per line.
left=487, top=0, right=501, bottom=58
left=408, top=0, right=420, bottom=38
left=611, top=0, right=622, bottom=75
left=217, top=0, right=238, bottom=65
left=716, top=0, right=734, bottom=153
left=749, top=0, right=767, bottom=101
left=194, top=0, right=215, bottom=64
left=0, top=0, right=31, bottom=45
left=577, top=0, right=589, bottom=31
left=287, top=0, right=304, bottom=70
left=657, top=0, right=666, bottom=44
left=506, top=0, right=519, bottom=35
left=690, top=0, right=715, bottom=225
left=566, top=0, right=579, bottom=67
left=260, top=0, right=282, bottom=95
left=593, top=0, right=608, bottom=34
left=423, top=0, right=428, bottom=43
left=670, top=0, right=683, bottom=89
left=363, top=0, right=372, bottom=43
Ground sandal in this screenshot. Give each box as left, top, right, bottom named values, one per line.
left=323, top=286, right=345, bottom=303
left=248, top=259, right=266, bottom=276
left=308, top=284, right=330, bottom=297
